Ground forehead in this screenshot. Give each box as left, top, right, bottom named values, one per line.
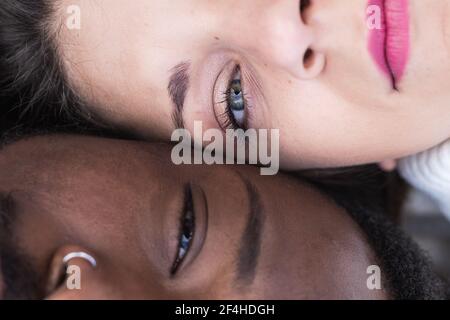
left=0, top=135, right=107, bottom=170
left=57, top=0, right=191, bottom=138
left=0, top=135, right=177, bottom=233
left=0, top=135, right=162, bottom=190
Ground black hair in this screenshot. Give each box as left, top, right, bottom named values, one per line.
left=0, top=131, right=448, bottom=300
left=0, top=193, right=41, bottom=299
left=304, top=169, right=450, bottom=299
left=0, top=0, right=104, bottom=133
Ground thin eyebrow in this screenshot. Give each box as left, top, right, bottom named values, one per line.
left=168, top=61, right=191, bottom=129
left=235, top=175, right=265, bottom=286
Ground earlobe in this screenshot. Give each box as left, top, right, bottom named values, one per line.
left=44, top=245, right=97, bottom=298
left=378, top=159, right=397, bottom=172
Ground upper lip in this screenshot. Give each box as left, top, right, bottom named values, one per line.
left=367, top=0, right=410, bottom=90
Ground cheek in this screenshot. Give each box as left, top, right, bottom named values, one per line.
left=263, top=79, right=393, bottom=167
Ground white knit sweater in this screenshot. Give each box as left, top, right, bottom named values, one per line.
left=399, top=139, right=450, bottom=221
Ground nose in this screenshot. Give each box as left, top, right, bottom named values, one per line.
left=220, top=0, right=326, bottom=80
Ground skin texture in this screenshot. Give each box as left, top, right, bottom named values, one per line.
left=0, top=135, right=387, bottom=299
left=54, top=0, right=450, bottom=169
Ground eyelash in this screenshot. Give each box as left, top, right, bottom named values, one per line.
left=216, top=66, right=251, bottom=131
left=216, top=96, right=244, bottom=130
left=171, top=184, right=195, bottom=275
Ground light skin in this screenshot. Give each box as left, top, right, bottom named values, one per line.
left=53, top=0, right=450, bottom=169
left=0, top=135, right=387, bottom=299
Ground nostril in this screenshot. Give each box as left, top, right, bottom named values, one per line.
left=299, top=48, right=326, bottom=79
left=300, top=0, right=311, bottom=22
left=303, top=48, right=314, bottom=69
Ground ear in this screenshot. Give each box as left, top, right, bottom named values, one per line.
left=378, top=159, right=397, bottom=172
left=44, top=245, right=100, bottom=300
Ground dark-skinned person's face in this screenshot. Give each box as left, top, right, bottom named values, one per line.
left=0, top=135, right=387, bottom=299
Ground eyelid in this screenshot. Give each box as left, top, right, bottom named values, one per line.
left=212, top=59, right=236, bottom=122
left=170, top=184, right=208, bottom=277
left=171, top=184, right=195, bottom=275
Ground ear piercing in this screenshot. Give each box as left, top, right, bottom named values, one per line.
left=62, top=252, right=97, bottom=268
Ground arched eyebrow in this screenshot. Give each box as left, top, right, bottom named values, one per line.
left=235, top=176, right=265, bottom=286
left=168, top=61, right=191, bottom=129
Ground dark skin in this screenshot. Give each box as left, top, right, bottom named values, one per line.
left=0, top=135, right=388, bottom=299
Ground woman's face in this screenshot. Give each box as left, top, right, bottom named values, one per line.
left=58, top=0, right=450, bottom=169
left=0, top=135, right=386, bottom=299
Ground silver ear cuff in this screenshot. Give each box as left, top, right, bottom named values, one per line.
left=62, top=252, right=97, bottom=268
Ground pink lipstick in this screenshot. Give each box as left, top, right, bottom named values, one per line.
left=367, top=0, right=410, bottom=89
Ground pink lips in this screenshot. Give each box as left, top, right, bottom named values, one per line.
left=367, top=0, right=410, bottom=88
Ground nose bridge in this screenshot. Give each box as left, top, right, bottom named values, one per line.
left=220, top=1, right=323, bottom=79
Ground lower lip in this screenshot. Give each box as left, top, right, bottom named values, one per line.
left=367, top=0, right=410, bottom=87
